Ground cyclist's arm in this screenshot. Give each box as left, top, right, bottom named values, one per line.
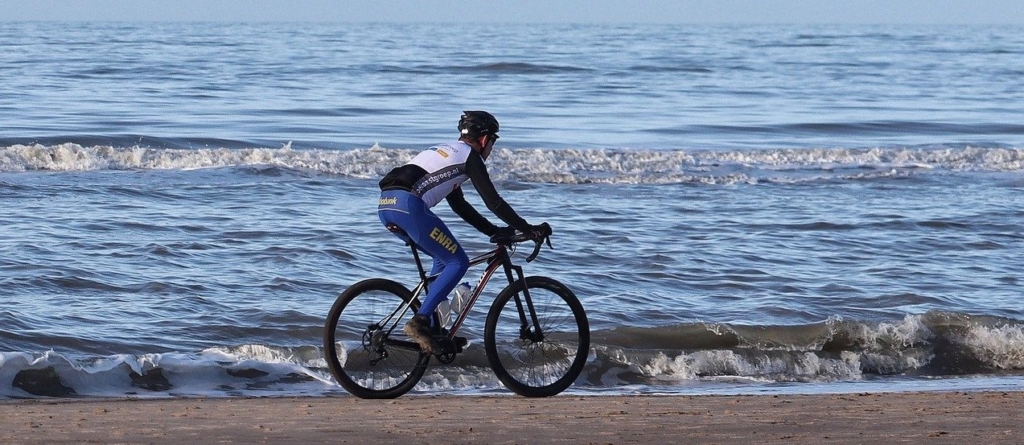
left=465, top=150, right=531, bottom=232
left=447, top=186, right=500, bottom=236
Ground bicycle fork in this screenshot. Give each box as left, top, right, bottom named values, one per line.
left=502, top=261, right=546, bottom=343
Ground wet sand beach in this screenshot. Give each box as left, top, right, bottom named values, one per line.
left=2, top=392, right=1022, bottom=444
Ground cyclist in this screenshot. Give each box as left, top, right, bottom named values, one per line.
left=377, top=111, right=548, bottom=353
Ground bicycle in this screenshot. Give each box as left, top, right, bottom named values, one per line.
left=323, top=223, right=590, bottom=399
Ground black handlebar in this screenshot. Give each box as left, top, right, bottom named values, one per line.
left=524, top=233, right=553, bottom=262
left=488, top=223, right=553, bottom=263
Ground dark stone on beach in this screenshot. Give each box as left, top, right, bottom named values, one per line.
left=227, top=368, right=269, bottom=379
left=277, top=372, right=315, bottom=384
left=12, top=366, right=77, bottom=397
left=129, top=368, right=173, bottom=391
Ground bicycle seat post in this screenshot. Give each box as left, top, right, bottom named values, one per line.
left=387, top=224, right=431, bottom=285
left=408, top=241, right=431, bottom=284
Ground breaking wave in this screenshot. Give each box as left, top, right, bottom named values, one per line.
left=2, top=143, right=1022, bottom=184
left=4, top=312, right=1024, bottom=398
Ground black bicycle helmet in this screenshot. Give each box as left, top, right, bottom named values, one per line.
left=458, top=111, right=499, bottom=138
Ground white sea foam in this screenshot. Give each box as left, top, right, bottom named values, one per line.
left=2, top=144, right=1021, bottom=184
left=836, top=314, right=935, bottom=351
left=959, top=324, right=1024, bottom=370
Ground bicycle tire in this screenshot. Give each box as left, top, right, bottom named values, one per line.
left=484, top=276, right=590, bottom=397
left=323, top=278, right=429, bottom=399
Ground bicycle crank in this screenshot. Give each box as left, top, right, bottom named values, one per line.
left=432, top=335, right=469, bottom=364
left=432, top=336, right=457, bottom=364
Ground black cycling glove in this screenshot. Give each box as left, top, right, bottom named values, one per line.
left=527, top=222, right=552, bottom=240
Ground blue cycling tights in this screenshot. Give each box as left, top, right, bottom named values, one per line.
left=378, top=190, right=469, bottom=319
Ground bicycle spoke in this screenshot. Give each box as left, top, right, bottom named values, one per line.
left=485, top=276, right=589, bottom=397
left=324, top=279, right=429, bottom=399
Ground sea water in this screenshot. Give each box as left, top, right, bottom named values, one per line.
left=1, top=22, right=1022, bottom=398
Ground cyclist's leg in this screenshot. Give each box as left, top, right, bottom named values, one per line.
left=416, top=221, right=469, bottom=317
left=378, top=190, right=469, bottom=316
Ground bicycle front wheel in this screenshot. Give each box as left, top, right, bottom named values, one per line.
left=323, top=278, right=429, bottom=399
left=484, top=276, right=590, bottom=397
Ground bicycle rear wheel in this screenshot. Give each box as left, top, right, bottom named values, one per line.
left=484, top=276, right=589, bottom=397
left=323, top=278, right=429, bottom=399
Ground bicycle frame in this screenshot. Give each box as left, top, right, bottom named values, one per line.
left=400, top=239, right=544, bottom=342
